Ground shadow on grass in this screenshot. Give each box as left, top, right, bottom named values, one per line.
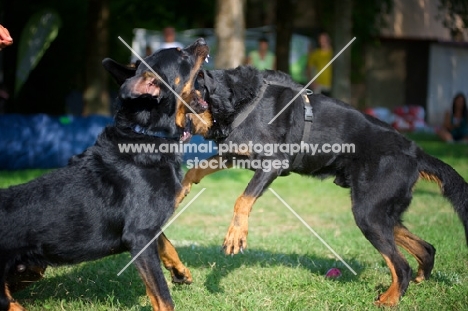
left=14, top=246, right=364, bottom=308
left=14, top=244, right=460, bottom=309
left=172, top=245, right=363, bottom=294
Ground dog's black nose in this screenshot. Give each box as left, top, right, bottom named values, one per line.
left=196, top=38, right=206, bottom=46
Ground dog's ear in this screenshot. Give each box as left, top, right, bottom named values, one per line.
left=102, top=58, right=136, bottom=86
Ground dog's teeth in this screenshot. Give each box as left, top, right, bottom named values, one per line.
left=205, top=57, right=209, bottom=63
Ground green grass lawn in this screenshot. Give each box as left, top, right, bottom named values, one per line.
left=1, top=135, right=467, bottom=310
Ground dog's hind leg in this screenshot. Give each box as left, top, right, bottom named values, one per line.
left=352, top=200, right=412, bottom=307
left=132, top=246, right=174, bottom=311
left=351, top=168, right=418, bottom=306
left=223, top=168, right=280, bottom=255
left=157, top=233, right=192, bottom=284
left=176, top=156, right=233, bottom=207
left=394, top=224, right=436, bottom=283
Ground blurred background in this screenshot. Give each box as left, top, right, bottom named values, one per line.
left=0, top=0, right=467, bottom=168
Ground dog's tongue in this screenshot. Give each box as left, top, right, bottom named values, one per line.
left=198, top=97, right=208, bottom=109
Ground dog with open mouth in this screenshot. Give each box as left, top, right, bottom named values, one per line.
left=1, top=38, right=209, bottom=311
left=154, top=39, right=468, bottom=307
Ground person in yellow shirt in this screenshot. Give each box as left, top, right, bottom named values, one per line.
left=307, top=32, right=333, bottom=96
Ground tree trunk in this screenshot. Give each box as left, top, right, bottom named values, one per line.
left=331, top=0, right=352, bottom=103
left=83, top=0, right=110, bottom=116
left=275, top=0, right=295, bottom=74
left=214, top=0, right=245, bottom=69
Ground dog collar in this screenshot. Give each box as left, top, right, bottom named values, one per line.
left=132, top=125, right=180, bottom=140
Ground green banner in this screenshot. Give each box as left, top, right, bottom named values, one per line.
left=15, top=9, right=61, bottom=96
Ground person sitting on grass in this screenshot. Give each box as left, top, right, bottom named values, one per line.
left=437, top=93, right=468, bottom=143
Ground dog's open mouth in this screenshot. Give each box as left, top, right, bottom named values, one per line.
left=189, top=71, right=209, bottom=112
left=145, top=80, right=160, bottom=98
left=192, top=90, right=208, bottom=110
left=180, top=116, right=193, bottom=142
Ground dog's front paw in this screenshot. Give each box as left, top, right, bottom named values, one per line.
left=176, top=183, right=192, bottom=207
left=170, top=266, right=193, bottom=285
left=222, top=216, right=249, bottom=255
left=374, top=291, right=400, bottom=307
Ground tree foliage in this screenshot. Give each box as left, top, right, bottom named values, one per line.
left=1, top=0, right=215, bottom=114
left=437, top=0, right=468, bottom=31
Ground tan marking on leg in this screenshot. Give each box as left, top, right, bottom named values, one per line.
left=174, top=76, right=180, bottom=85
left=157, top=233, right=192, bottom=284
left=176, top=157, right=231, bottom=207
left=375, top=254, right=401, bottom=307
left=233, top=195, right=256, bottom=218
left=223, top=195, right=257, bottom=255
left=394, top=226, right=433, bottom=283
left=7, top=302, right=25, bottom=311
left=5, top=286, right=26, bottom=311
left=144, top=284, right=173, bottom=311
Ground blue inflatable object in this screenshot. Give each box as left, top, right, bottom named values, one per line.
left=0, top=114, right=113, bottom=169
left=0, top=114, right=215, bottom=170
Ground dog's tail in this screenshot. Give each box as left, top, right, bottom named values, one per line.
left=417, top=148, right=468, bottom=245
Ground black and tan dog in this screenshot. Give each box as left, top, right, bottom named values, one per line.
left=1, top=38, right=209, bottom=311
left=167, top=61, right=468, bottom=306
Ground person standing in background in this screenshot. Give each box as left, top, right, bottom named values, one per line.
left=307, top=32, right=333, bottom=96
left=247, top=37, right=276, bottom=70
left=0, top=25, right=13, bottom=50
left=160, top=27, right=184, bottom=50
